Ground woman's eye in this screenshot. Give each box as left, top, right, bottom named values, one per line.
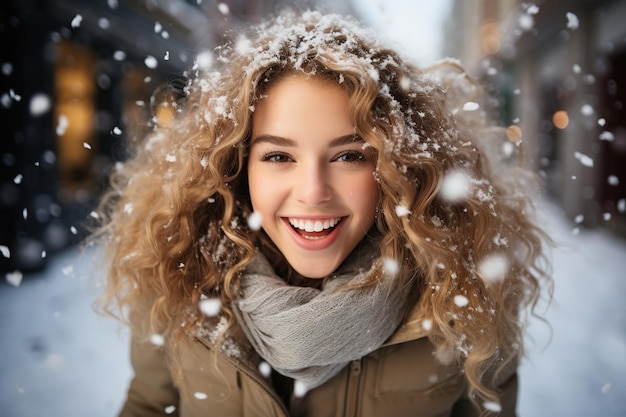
left=262, top=152, right=292, bottom=163
left=335, top=151, right=367, bottom=163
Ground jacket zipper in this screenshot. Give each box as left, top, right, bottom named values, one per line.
left=344, top=359, right=362, bottom=417
left=196, top=338, right=290, bottom=417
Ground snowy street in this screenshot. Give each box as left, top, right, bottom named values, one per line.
left=1, top=198, right=625, bottom=417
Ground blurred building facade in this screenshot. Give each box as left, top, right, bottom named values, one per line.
left=0, top=0, right=355, bottom=273
left=444, top=0, right=626, bottom=235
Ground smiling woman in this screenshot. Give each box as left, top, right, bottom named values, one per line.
left=248, top=76, right=378, bottom=278
left=91, top=10, right=552, bottom=417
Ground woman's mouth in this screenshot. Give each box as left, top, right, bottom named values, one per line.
left=287, top=217, right=342, bottom=240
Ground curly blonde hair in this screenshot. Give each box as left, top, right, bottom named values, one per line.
left=93, top=10, right=551, bottom=412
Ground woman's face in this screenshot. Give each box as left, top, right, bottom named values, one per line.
left=248, top=76, right=378, bottom=278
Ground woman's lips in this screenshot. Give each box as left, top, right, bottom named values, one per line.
left=282, top=217, right=345, bottom=249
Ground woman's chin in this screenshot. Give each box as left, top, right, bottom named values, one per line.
left=290, top=262, right=340, bottom=280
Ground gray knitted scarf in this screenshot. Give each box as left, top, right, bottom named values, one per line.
left=234, top=243, right=408, bottom=390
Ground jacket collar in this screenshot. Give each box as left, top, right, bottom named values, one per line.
left=382, top=301, right=429, bottom=347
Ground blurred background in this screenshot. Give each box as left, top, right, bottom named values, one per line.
left=1, top=0, right=625, bottom=416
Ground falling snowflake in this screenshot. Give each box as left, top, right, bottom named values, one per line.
left=258, top=361, right=272, bottom=378
left=194, top=392, right=208, bottom=400
left=454, top=295, right=469, bottom=307
left=422, top=319, right=432, bottom=331
left=70, top=14, right=83, bottom=28
left=247, top=211, right=262, bottom=231
left=150, top=334, right=164, bottom=346
left=199, top=298, right=221, bottom=316
left=607, top=175, right=619, bottom=186
left=98, top=18, right=110, bottom=29
left=574, top=152, right=593, bottom=167
left=217, top=3, right=229, bottom=15
left=518, top=13, right=534, bottom=31
left=165, top=154, right=176, bottom=163
left=399, top=76, right=411, bottom=90
left=6, top=271, right=23, bottom=287
left=599, top=131, right=614, bottom=141
left=235, top=36, right=252, bottom=55
left=144, top=55, right=158, bottom=69
left=395, top=205, right=411, bottom=217
left=1, top=92, right=12, bottom=108
left=0, top=245, right=9, bottom=258
left=164, top=405, right=176, bottom=414
left=439, top=170, right=471, bottom=203
left=113, top=50, right=126, bottom=61
left=29, top=93, right=51, bottom=116
left=56, top=115, right=68, bottom=135
left=196, top=51, right=214, bottom=71
left=484, top=401, right=502, bottom=412
left=382, top=257, right=399, bottom=277
left=526, top=4, right=539, bottom=14
left=462, top=101, right=479, bottom=111
left=61, top=265, right=74, bottom=276
left=111, top=126, right=122, bottom=135
left=2, top=62, right=13, bottom=76
left=566, top=12, right=579, bottom=30
left=580, top=104, right=594, bottom=116
left=13, top=174, right=22, bottom=184
left=293, top=380, right=308, bottom=397
left=477, top=253, right=509, bottom=284
left=83, top=142, right=92, bottom=150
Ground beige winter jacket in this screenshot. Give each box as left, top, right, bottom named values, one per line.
left=119, top=301, right=518, bottom=417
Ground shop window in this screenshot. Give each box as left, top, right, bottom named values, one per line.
left=54, top=41, right=96, bottom=199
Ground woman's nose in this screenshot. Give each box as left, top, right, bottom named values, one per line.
left=293, top=163, right=333, bottom=206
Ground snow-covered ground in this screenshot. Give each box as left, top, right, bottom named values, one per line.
left=517, top=200, right=626, bottom=417
left=0, top=198, right=625, bottom=416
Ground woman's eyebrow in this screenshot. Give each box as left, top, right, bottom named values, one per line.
left=329, top=134, right=364, bottom=147
left=251, top=134, right=362, bottom=147
left=250, top=135, right=297, bottom=147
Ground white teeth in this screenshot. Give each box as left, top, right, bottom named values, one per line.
left=288, top=217, right=341, bottom=232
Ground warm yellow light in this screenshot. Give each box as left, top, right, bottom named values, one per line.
left=506, top=125, right=522, bottom=143
left=54, top=40, right=95, bottom=185
left=156, top=103, right=175, bottom=125
left=480, top=21, right=501, bottom=55
left=553, top=111, right=569, bottom=129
